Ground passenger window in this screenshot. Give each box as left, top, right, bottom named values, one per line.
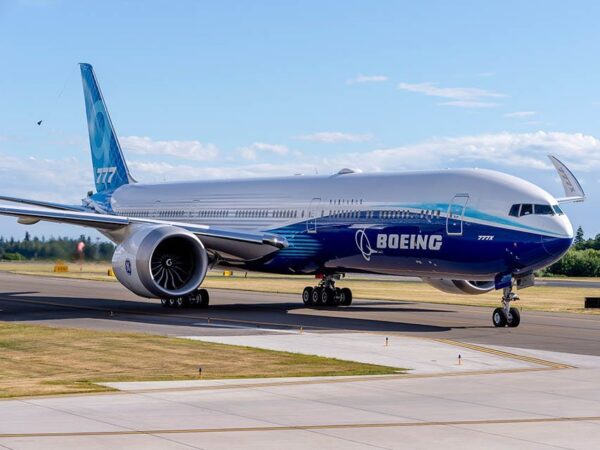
left=520, top=204, right=533, bottom=216
left=534, top=204, right=554, bottom=215
left=509, top=204, right=520, bottom=217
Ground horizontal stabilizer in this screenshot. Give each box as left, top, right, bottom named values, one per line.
left=548, top=155, right=585, bottom=203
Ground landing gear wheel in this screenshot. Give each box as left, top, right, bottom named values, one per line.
left=198, top=289, right=210, bottom=308
left=302, top=287, right=314, bottom=306
left=322, top=288, right=334, bottom=306
left=507, top=307, right=521, bottom=327
left=160, top=298, right=169, bottom=308
left=341, top=288, right=352, bottom=306
left=187, top=293, right=198, bottom=307
left=332, top=288, right=341, bottom=306
left=312, top=287, right=323, bottom=305
left=492, top=307, right=507, bottom=327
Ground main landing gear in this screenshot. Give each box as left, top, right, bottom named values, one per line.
left=492, top=285, right=521, bottom=328
left=161, top=288, right=210, bottom=309
left=302, top=275, right=353, bottom=307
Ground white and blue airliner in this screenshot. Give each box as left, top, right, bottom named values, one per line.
left=0, top=64, right=586, bottom=328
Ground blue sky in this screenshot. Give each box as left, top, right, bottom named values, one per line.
left=0, top=0, right=598, bottom=240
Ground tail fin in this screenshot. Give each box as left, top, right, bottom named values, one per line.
left=80, top=63, right=135, bottom=192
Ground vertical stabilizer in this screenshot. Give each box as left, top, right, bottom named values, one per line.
left=80, top=63, right=134, bottom=192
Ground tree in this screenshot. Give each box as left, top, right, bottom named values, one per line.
left=24, top=231, right=31, bottom=242
left=574, top=226, right=585, bottom=245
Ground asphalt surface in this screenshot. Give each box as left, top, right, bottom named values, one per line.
left=0, top=272, right=599, bottom=356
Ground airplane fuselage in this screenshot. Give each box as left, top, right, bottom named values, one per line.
left=104, top=167, right=573, bottom=281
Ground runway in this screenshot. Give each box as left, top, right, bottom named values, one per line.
left=2, top=366, right=600, bottom=449
left=0, top=272, right=599, bottom=356
left=2, top=272, right=600, bottom=449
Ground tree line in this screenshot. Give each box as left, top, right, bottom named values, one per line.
left=0, top=233, right=115, bottom=261
left=540, top=226, right=600, bottom=277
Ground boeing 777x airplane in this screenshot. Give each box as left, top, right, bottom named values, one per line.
left=0, top=64, right=586, bottom=328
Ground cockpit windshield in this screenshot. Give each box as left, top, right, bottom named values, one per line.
left=509, top=203, right=558, bottom=217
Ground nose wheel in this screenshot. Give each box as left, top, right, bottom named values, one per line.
left=493, top=285, right=521, bottom=327
left=301, top=275, right=352, bottom=308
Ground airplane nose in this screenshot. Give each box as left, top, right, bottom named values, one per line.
left=541, top=236, right=573, bottom=259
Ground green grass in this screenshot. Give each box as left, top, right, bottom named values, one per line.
left=0, top=322, right=399, bottom=398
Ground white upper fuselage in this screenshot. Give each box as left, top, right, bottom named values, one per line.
left=109, top=168, right=572, bottom=240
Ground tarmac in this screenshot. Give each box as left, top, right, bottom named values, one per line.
left=1, top=272, right=600, bottom=448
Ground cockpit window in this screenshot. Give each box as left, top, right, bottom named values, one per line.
left=509, top=203, right=556, bottom=217
left=520, top=204, right=533, bottom=216
left=553, top=205, right=564, bottom=215
left=534, top=204, right=554, bottom=215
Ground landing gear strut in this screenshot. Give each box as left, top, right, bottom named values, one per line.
left=302, top=275, right=352, bottom=308
left=492, top=285, right=521, bottom=328
left=161, top=288, right=210, bottom=309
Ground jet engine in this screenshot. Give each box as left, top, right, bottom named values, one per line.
left=112, top=225, right=209, bottom=299
left=423, top=279, right=495, bottom=295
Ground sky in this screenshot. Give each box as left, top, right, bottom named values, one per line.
left=0, top=0, right=599, bottom=240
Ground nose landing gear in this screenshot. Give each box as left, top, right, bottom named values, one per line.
left=492, top=285, right=521, bottom=327
left=302, top=274, right=353, bottom=308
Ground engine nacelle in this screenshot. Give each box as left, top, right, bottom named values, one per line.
left=112, top=225, right=209, bottom=298
left=423, top=278, right=495, bottom=295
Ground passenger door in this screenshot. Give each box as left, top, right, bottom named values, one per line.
left=446, top=194, right=469, bottom=236
left=306, top=197, right=321, bottom=233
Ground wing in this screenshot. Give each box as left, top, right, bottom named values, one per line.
left=0, top=204, right=288, bottom=261
left=548, top=155, right=586, bottom=203
left=0, top=195, right=88, bottom=211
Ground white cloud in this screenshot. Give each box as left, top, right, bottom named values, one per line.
left=347, top=74, right=388, bottom=85
left=295, top=132, right=373, bottom=143
left=440, top=101, right=500, bottom=108
left=504, top=111, right=537, bottom=118
left=398, top=82, right=505, bottom=108
left=1, top=131, right=599, bottom=207
left=131, top=131, right=600, bottom=182
left=342, top=131, right=600, bottom=173
left=238, top=142, right=289, bottom=160
left=0, top=153, right=91, bottom=203
left=120, top=136, right=219, bottom=161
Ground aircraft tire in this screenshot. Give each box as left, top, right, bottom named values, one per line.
left=492, top=307, right=507, bottom=327
left=322, top=288, right=334, bottom=306
left=302, top=287, right=314, bottom=305
left=312, top=287, right=323, bottom=306
left=507, top=307, right=520, bottom=327
left=341, top=288, right=352, bottom=306
left=198, top=289, right=210, bottom=308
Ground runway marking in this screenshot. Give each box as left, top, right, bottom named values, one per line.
left=2, top=415, right=600, bottom=438
left=434, top=339, right=575, bottom=369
